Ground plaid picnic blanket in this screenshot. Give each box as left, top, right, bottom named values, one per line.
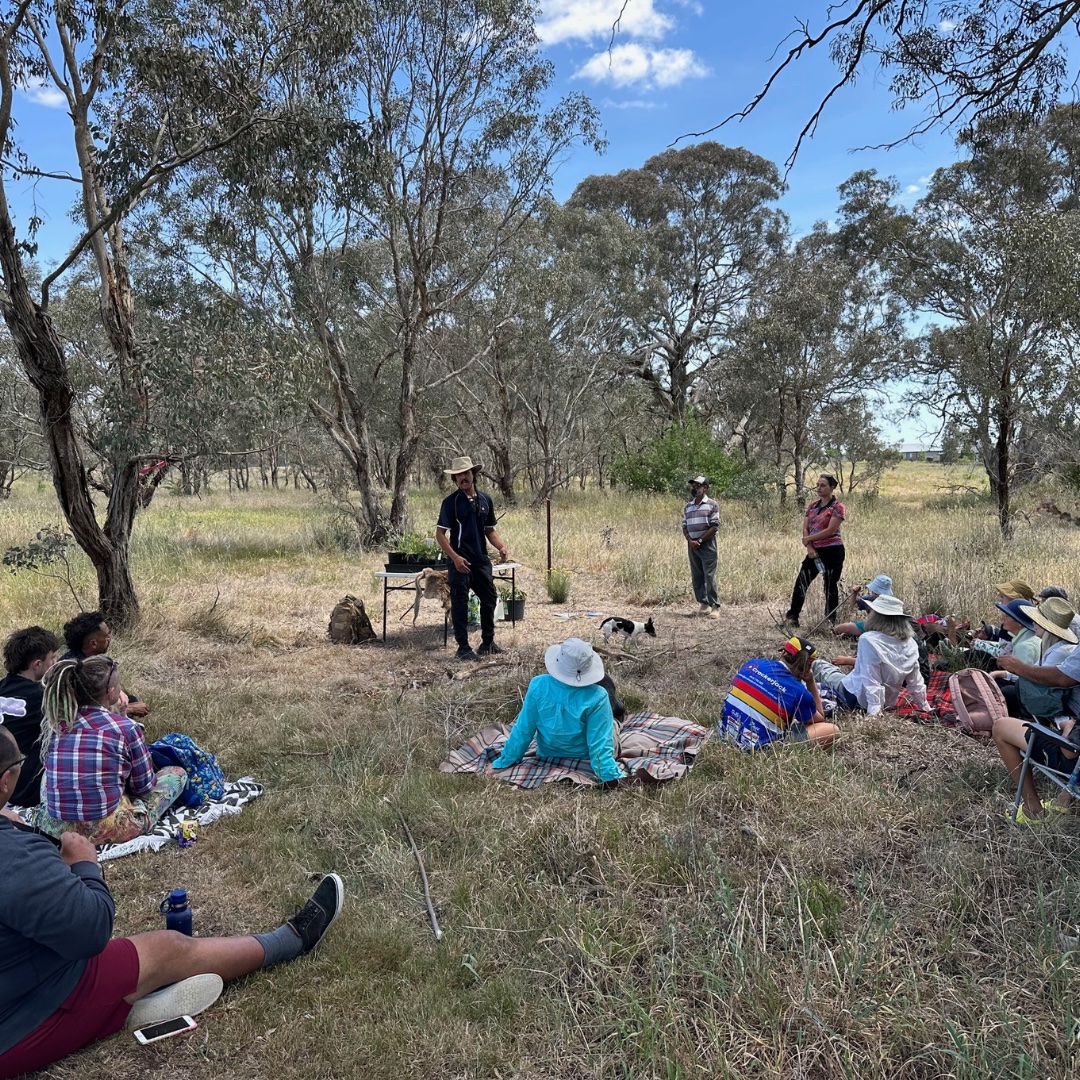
left=439, top=711, right=707, bottom=789
left=894, top=669, right=959, bottom=727
left=10, top=777, right=264, bottom=861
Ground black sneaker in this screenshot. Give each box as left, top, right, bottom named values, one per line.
left=476, top=642, right=503, bottom=656
left=287, top=873, right=344, bottom=954
left=455, top=645, right=479, bottom=661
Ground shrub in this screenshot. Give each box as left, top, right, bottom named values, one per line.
left=498, top=585, right=527, bottom=602
left=545, top=568, right=573, bottom=603
left=611, top=415, right=754, bottom=496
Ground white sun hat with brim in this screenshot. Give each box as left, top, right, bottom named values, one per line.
left=444, top=455, right=482, bottom=476
left=865, top=594, right=907, bottom=617
left=1019, top=597, right=1078, bottom=645
left=545, top=638, right=605, bottom=687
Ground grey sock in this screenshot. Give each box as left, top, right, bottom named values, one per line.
left=254, top=923, right=303, bottom=968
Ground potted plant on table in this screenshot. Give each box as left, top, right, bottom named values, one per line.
left=498, top=584, right=527, bottom=621
left=385, top=532, right=449, bottom=573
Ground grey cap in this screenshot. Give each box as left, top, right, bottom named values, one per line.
left=1039, top=585, right=1069, bottom=600
left=689, top=475, right=708, bottom=486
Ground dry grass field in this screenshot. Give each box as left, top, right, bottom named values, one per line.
left=3, top=462, right=1080, bottom=1079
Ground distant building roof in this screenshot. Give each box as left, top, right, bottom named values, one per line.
left=900, top=442, right=942, bottom=454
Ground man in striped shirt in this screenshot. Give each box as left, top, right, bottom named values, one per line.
left=682, top=475, right=721, bottom=617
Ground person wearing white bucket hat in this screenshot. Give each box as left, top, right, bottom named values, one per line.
left=810, top=594, right=928, bottom=716
left=435, top=455, right=510, bottom=661
left=489, top=639, right=624, bottom=783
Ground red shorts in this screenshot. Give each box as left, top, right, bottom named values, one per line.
left=0, top=938, right=139, bottom=1079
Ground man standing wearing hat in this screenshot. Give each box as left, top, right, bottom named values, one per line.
left=682, top=475, right=721, bottom=617
left=436, top=456, right=510, bottom=661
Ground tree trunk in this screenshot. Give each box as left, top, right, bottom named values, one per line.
left=0, top=215, right=140, bottom=627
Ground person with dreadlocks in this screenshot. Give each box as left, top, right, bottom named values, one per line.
left=718, top=636, right=839, bottom=749
left=34, top=657, right=186, bottom=846
left=0, top=725, right=345, bottom=1078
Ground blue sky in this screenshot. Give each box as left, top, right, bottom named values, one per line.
left=539, top=0, right=958, bottom=235
left=13, top=0, right=952, bottom=439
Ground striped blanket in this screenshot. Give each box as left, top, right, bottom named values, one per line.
left=10, top=777, right=264, bottom=861
left=439, top=711, right=707, bottom=789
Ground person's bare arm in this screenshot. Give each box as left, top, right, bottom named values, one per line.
left=998, top=655, right=1078, bottom=686
left=485, top=527, right=508, bottom=564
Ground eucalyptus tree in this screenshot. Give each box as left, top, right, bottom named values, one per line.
left=727, top=225, right=909, bottom=502
left=837, top=108, right=1080, bottom=533
left=0, top=0, right=341, bottom=624
left=568, top=142, right=786, bottom=422
left=429, top=201, right=633, bottom=502
left=152, top=0, right=601, bottom=543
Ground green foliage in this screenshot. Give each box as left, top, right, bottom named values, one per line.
left=2, top=524, right=73, bottom=573
left=544, top=568, right=572, bottom=603
left=498, top=584, right=527, bottom=603
left=611, top=417, right=752, bottom=496
left=2, top=525, right=87, bottom=609
left=392, top=532, right=439, bottom=556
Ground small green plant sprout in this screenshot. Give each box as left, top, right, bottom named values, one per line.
left=393, top=532, right=439, bottom=555
left=545, top=567, right=573, bottom=603
left=2, top=525, right=87, bottom=608
left=498, top=584, right=527, bottom=603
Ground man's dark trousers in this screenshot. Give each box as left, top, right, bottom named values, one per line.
left=448, top=562, right=498, bottom=649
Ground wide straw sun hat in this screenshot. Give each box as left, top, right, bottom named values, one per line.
left=545, top=638, right=605, bottom=687
left=1019, top=597, right=1078, bottom=645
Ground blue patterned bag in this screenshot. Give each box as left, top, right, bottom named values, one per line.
left=149, top=733, right=226, bottom=808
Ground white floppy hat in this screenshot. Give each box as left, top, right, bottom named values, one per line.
left=865, top=594, right=906, bottom=617
left=444, top=455, right=482, bottom=477
left=545, top=638, right=605, bottom=687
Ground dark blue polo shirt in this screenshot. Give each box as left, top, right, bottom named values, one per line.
left=437, top=489, right=496, bottom=565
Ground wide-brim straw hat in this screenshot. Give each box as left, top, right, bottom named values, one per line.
left=1019, top=597, right=1078, bottom=645
left=444, top=455, right=482, bottom=477
left=545, top=638, right=605, bottom=687
left=995, top=598, right=1037, bottom=633
left=994, top=579, right=1035, bottom=602
left=865, top=593, right=907, bottom=617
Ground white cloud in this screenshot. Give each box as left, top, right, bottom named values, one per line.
left=20, top=81, right=66, bottom=108
left=537, top=0, right=672, bottom=45
left=918, top=175, right=932, bottom=184
left=603, top=97, right=662, bottom=110
left=939, top=19, right=956, bottom=32
left=905, top=184, right=920, bottom=193
left=576, top=43, right=708, bottom=88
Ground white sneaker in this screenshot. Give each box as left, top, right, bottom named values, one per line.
left=706, top=607, right=720, bottom=619
left=697, top=602, right=710, bottom=616
left=126, top=973, right=224, bottom=1030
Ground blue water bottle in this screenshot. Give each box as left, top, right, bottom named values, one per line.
left=160, top=888, right=193, bottom=936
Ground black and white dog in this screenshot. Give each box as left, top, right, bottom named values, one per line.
left=600, top=616, right=656, bottom=645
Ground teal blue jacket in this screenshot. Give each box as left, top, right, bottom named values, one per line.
left=492, top=674, right=623, bottom=782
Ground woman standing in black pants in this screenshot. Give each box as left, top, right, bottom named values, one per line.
left=785, top=474, right=846, bottom=628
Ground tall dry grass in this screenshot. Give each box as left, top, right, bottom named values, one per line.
left=1, top=465, right=1080, bottom=1079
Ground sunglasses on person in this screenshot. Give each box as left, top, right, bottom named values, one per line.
left=1, top=756, right=25, bottom=775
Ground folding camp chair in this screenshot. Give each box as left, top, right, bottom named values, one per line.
left=1011, top=721, right=1080, bottom=820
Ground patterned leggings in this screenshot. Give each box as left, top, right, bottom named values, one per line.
left=35, top=767, right=187, bottom=846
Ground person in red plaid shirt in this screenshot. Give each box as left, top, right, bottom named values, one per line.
left=34, top=657, right=186, bottom=846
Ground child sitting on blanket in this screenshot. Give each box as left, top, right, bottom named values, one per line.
left=34, top=656, right=187, bottom=846
left=490, top=639, right=625, bottom=784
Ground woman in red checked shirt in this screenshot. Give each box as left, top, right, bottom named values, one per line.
left=784, top=474, right=846, bottom=629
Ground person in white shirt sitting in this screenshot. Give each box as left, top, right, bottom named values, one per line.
left=810, top=594, right=929, bottom=716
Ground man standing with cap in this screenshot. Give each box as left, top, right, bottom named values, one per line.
left=436, top=455, right=510, bottom=661
left=682, top=475, right=720, bottom=617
